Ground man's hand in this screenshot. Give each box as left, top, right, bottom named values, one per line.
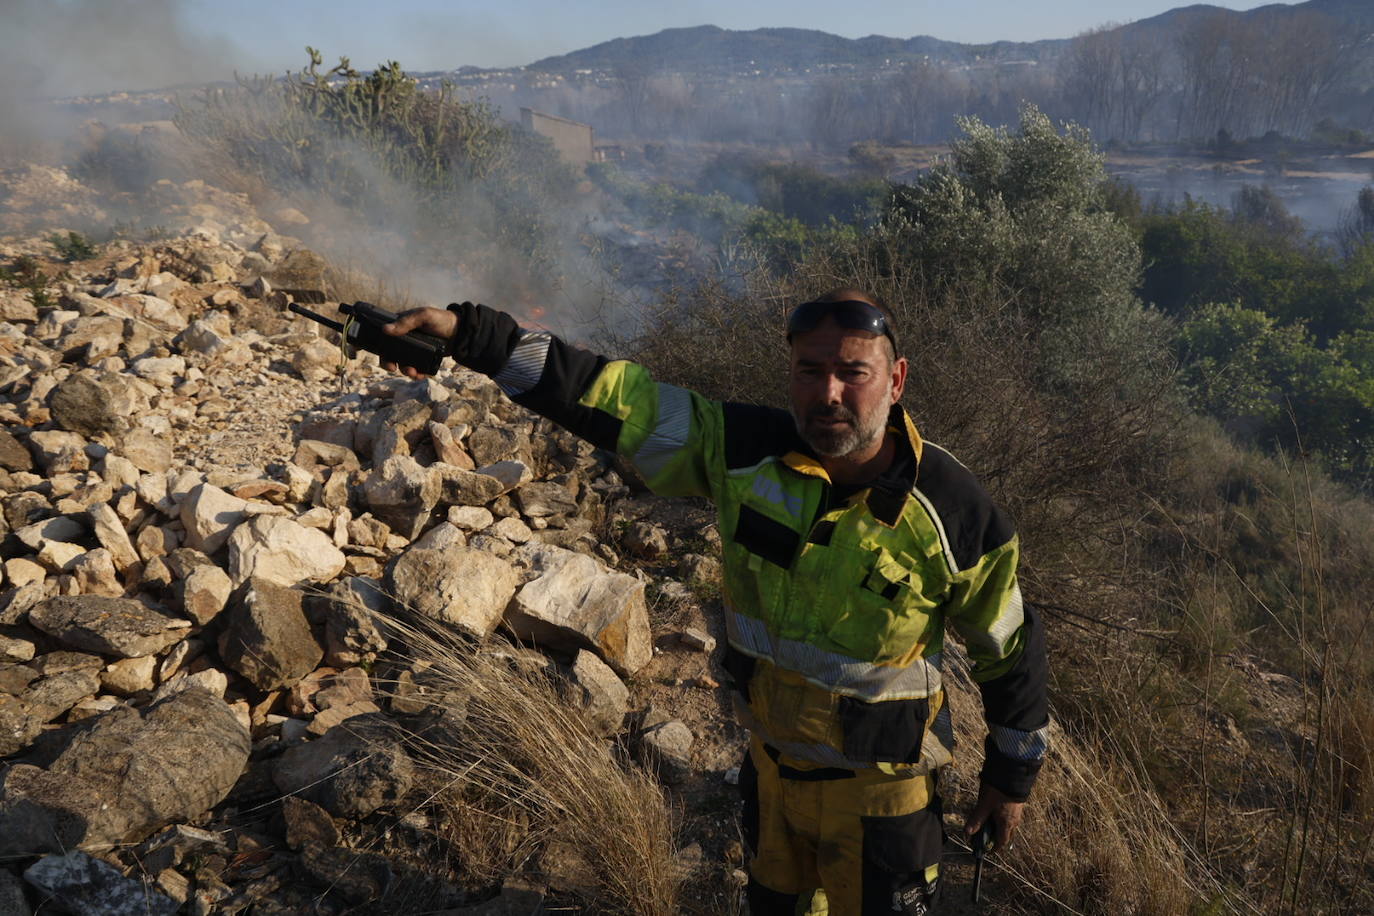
left=382, top=307, right=459, bottom=378
left=964, top=783, right=1025, bottom=851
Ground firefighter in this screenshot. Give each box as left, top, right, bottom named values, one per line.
left=382, top=289, right=1049, bottom=915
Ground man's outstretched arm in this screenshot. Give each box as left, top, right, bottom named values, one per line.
left=382, top=303, right=720, bottom=500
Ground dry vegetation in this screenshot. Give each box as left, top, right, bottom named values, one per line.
left=367, top=613, right=681, bottom=915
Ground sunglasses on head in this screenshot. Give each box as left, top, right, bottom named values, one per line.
left=786, top=299, right=898, bottom=351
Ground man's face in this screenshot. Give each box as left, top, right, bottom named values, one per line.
left=788, top=319, right=907, bottom=459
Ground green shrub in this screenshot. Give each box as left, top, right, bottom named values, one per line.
left=47, top=231, right=96, bottom=262
left=0, top=256, right=56, bottom=310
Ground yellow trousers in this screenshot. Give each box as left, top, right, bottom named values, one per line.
left=740, top=738, right=943, bottom=916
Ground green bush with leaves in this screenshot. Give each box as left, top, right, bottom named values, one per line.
left=1132, top=181, right=1374, bottom=487
left=878, top=105, right=1167, bottom=406
left=883, top=106, right=1140, bottom=325
left=0, top=256, right=56, bottom=310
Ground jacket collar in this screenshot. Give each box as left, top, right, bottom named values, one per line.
left=781, top=406, right=923, bottom=526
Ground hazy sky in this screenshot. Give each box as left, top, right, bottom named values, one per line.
left=182, top=0, right=1279, bottom=74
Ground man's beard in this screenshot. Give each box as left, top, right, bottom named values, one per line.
left=791, top=401, right=888, bottom=458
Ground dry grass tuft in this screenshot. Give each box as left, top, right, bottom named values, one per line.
left=944, top=651, right=1206, bottom=915
left=375, top=613, right=681, bottom=915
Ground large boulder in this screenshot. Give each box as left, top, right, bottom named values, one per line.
left=0, top=688, right=250, bottom=855
left=226, top=515, right=345, bottom=587
left=217, top=578, right=322, bottom=690
left=48, top=372, right=133, bottom=437
left=28, top=595, right=190, bottom=658
left=385, top=547, right=519, bottom=638
left=504, top=546, right=651, bottom=676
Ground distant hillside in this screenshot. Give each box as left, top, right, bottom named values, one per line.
left=524, top=0, right=1370, bottom=75
left=1131, top=0, right=1374, bottom=31
left=526, top=24, right=1061, bottom=73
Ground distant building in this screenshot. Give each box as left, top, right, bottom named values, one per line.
left=520, top=108, right=595, bottom=166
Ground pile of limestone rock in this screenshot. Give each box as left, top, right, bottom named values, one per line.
left=0, top=215, right=715, bottom=914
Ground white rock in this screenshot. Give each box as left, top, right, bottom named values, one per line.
left=101, top=655, right=158, bottom=695
left=291, top=337, right=339, bottom=383
left=98, top=454, right=141, bottom=490
left=181, top=564, right=233, bottom=625
left=169, top=469, right=206, bottom=505
left=180, top=483, right=249, bottom=554
left=680, top=628, right=717, bottom=653
left=279, top=462, right=316, bottom=502
left=489, top=516, right=532, bottom=544
left=158, top=637, right=203, bottom=681
left=361, top=455, right=439, bottom=541
left=386, top=546, right=520, bottom=638
left=226, top=515, right=346, bottom=587
left=410, top=522, right=466, bottom=552
left=131, top=356, right=186, bottom=388
left=122, top=428, right=173, bottom=474
left=16, top=516, right=85, bottom=551
left=89, top=503, right=139, bottom=571
left=447, top=505, right=494, bottom=531
left=477, top=460, right=532, bottom=492
left=505, top=546, right=652, bottom=676
left=134, top=294, right=188, bottom=331
left=135, top=473, right=174, bottom=516
left=37, top=541, right=86, bottom=573
left=68, top=548, right=122, bottom=597
left=5, top=557, right=46, bottom=587
left=153, top=667, right=229, bottom=702
left=569, top=649, right=629, bottom=736
left=296, top=507, right=333, bottom=529
left=0, top=633, right=36, bottom=662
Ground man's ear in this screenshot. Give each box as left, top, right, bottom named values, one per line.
left=890, top=356, right=909, bottom=403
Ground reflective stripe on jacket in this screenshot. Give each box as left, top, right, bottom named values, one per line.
left=448, top=302, right=1050, bottom=799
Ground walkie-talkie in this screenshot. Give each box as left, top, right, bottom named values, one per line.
left=288, top=301, right=448, bottom=376
left=971, top=822, right=994, bottom=903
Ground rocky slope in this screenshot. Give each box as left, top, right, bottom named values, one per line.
left=0, top=168, right=739, bottom=914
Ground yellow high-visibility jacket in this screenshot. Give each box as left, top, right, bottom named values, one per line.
left=449, top=302, right=1050, bottom=799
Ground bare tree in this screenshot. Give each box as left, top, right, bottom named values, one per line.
left=809, top=76, right=857, bottom=149
left=888, top=60, right=964, bottom=143
left=613, top=62, right=653, bottom=136
left=1173, top=11, right=1249, bottom=139
left=1251, top=10, right=1354, bottom=137
left=1060, top=26, right=1120, bottom=139
left=1115, top=30, right=1166, bottom=140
